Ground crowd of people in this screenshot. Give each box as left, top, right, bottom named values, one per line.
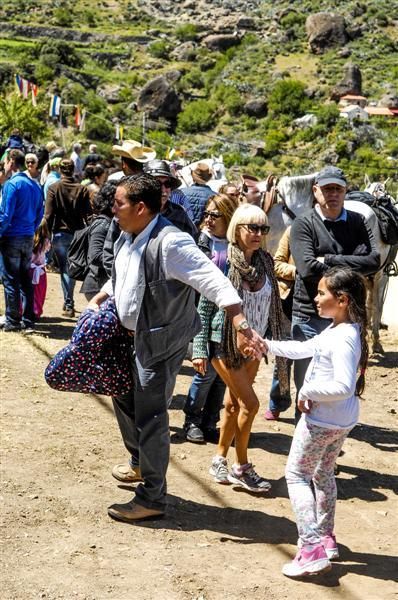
left=0, top=130, right=381, bottom=578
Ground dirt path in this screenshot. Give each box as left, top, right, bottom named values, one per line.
left=1, top=273, right=397, bottom=600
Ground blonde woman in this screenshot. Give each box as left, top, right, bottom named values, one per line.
left=193, top=204, right=288, bottom=492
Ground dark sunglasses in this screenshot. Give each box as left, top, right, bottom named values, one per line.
left=26, top=161, right=37, bottom=165
left=160, top=180, right=173, bottom=189
left=203, top=211, right=222, bottom=220
left=240, top=224, right=270, bottom=235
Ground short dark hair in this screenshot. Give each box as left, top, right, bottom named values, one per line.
left=9, top=149, right=26, bottom=169
left=92, top=180, right=118, bottom=217
left=121, top=156, right=144, bottom=173
left=84, top=163, right=105, bottom=181
left=60, top=158, right=75, bottom=176
left=118, top=174, right=162, bottom=214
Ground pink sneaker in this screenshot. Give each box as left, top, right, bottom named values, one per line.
left=321, top=534, right=339, bottom=560
left=282, top=543, right=331, bottom=578
left=264, top=409, right=280, bottom=421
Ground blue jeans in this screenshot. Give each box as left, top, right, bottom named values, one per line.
left=52, top=232, right=75, bottom=309
left=291, top=314, right=330, bottom=423
left=0, top=236, right=35, bottom=326
left=183, top=363, right=226, bottom=430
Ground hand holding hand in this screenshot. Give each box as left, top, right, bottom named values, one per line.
left=237, top=329, right=266, bottom=360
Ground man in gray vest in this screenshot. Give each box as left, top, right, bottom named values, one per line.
left=87, top=174, right=266, bottom=523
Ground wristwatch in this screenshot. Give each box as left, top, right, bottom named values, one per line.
left=235, top=319, right=250, bottom=332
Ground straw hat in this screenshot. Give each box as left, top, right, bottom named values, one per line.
left=112, top=139, right=156, bottom=163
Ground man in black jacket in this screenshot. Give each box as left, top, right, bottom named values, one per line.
left=45, top=159, right=92, bottom=317
left=290, top=166, right=380, bottom=421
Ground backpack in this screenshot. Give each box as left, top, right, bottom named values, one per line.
left=346, top=191, right=398, bottom=245
left=66, top=226, right=90, bottom=280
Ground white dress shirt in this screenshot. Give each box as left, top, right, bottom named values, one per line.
left=102, top=215, right=241, bottom=331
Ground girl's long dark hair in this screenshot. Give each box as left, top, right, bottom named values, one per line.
left=33, top=218, right=50, bottom=254
left=323, top=267, right=369, bottom=396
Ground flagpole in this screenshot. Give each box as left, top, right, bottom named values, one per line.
left=59, top=105, right=65, bottom=148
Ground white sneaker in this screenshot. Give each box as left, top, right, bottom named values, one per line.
left=209, top=456, right=230, bottom=484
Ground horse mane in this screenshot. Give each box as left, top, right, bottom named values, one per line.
left=278, top=173, right=316, bottom=209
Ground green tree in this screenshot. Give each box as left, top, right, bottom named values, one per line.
left=0, top=94, right=48, bottom=138
left=268, top=79, right=311, bottom=118
left=177, top=99, right=217, bottom=133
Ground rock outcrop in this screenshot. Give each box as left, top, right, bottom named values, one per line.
left=137, top=76, right=181, bottom=121
left=243, top=99, right=268, bottom=118
left=306, top=13, right=348, bottom=54
left=202, top=34, right=241, bottom=51
left=330, top=63, right=362, bottom=100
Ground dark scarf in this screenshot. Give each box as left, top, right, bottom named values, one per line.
left=222, top=244, right=289, bottom=394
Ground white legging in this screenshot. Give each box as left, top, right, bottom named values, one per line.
left=286, top=417, right=352, bottom=545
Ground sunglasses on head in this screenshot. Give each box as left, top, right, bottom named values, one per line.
left=204, top=211, right=222, bottom=220
left=240, top=224, right=270, bottom=235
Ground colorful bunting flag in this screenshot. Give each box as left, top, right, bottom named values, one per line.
left=31, top=84, right=38, bottom=107
left=49, top=95, right=61, bottom=117
left=15, top=74, right=38, bottom=105
left=74, top=105, right=81, bottom=128
left=79, top=109, right=86, bottom=132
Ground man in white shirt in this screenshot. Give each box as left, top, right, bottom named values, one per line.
left=88, top=173, right=266, bottom=523
left=70, top=142, right=83, bottom=180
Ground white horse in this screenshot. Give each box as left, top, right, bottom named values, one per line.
left=263, top=173, right=394, bottom=353
left=176, top=156, right=228, bottom=192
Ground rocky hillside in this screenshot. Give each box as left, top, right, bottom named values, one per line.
left=0, top=0, right=397, bottom=186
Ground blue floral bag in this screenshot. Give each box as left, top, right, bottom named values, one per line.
left=44, top=297, right=133, bottom=396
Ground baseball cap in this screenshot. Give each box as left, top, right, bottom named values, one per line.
left=315, top=166, right=347, bottom=187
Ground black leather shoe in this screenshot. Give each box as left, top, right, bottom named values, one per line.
left=185, top=423, right=205, bottom=443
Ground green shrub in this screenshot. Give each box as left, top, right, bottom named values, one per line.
left=180, top=68, right=204, bottom=90
left=316, top=104, right=340, bottom=128
left=268, top=79, right=311, bottom=118
left=34, top=63, right=56, bottom=83
left=147, top=129, right=173, bottom=158
left=38, top=39, right=82, bottom=70
left=177, top=99, right=217, bottom=133
left=148, top=41, right=170, bottom=60
left=85, top=115, right=114, bottom=142
left=53, top=8, right=73, bottom=27
left=175, top=24, right=198, bottom=42
left=0, top=94, right=48, bottom=139
left=280, top=12, right=306, bottom=29
left=83, top=9, right=96, bottom=26
left=264, top=128, right=287, bottom=156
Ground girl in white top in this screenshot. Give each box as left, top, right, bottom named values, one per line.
left=265, top=267, right=368, bottom=579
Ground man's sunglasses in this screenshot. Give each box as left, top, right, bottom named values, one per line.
left=203, top=211, right=222, bottom=220
left=160, top=180, right=173, bottom=189
left=240, top=224, right=270, bottom=235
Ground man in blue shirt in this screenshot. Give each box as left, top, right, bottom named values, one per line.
left=0, top=149, right=43, bottom=331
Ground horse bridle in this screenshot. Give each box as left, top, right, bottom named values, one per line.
left=261, top=175, right=297, bottom=221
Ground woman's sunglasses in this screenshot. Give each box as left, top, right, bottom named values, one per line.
left=204, top=211, right=222, bottom=220
left=240, top=224, right=270, bottom=235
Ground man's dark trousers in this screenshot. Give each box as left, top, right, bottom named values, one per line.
left=112, top=341, right=187, bottom=511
